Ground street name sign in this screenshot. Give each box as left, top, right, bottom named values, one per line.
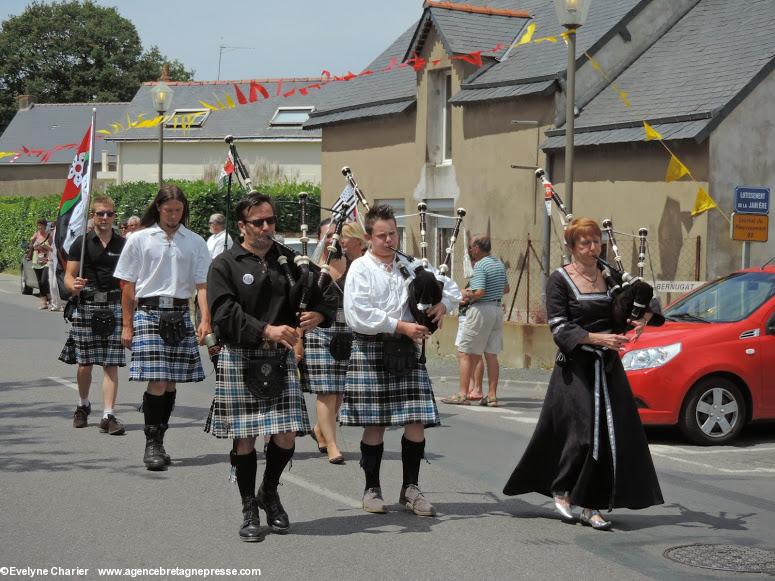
left=734, top=186, right=770, bottom=215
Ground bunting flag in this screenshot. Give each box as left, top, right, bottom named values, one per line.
left=665, top=154, right=690, bottom=182
left=643, top=121, right=663, bottom=141
left=517, top=23, right=535, bottom=45
left=54, top=114, right=95, bottom=297
left=691, top=187, right=718, bottom=216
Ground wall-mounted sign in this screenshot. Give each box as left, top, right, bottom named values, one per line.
left=734, top=186, right=770, bottom=215
left=731, top=212, right=769, bottom=242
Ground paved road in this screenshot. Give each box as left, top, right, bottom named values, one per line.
left=1, top=273, right=774, bottom=581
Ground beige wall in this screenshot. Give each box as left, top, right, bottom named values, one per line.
left=118, top=140, right=322, bottom=184
left=0, top=163, right=112, bottom=197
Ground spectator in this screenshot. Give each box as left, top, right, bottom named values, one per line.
left=206, top=213, right=233, bottom=259
left=119, top=220, right=129, bottom=237
left=443, top=235, right=509, bottom=407
left=47, top=223, right=64, bottom=311
left=455, top=284, right=484, bottom=400
left=29, top=218, right=51, bottom=310
left=125, top=215, right=141, bottom=236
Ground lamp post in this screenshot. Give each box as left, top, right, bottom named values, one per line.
left=150, top=78, right=174, bottom=186
left=553, top=0, right=591, bottom=215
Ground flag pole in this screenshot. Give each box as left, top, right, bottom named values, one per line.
left=77, top=108, right=97, bottom=277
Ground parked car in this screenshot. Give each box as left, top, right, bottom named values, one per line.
left=20, top=243, right=39, bottom=295
left=621, top=263, right=775, bottom=445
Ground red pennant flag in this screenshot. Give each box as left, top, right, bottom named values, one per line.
left=249, top=80, right=270, bottom=102
left=233, top=84, right=248, bottom=105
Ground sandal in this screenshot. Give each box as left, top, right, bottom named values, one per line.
left=467, top=391, right=483, bottom=401
left=441, top=393, right=469, bottom=405
left=480, top=396, right=499, bottom=407
left=310, top=425, right=327, bottom=454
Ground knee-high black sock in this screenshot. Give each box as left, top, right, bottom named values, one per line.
left=231, top=449, right=257, bottom=499
left=360, top=441, right=384, bottom=491
left=143, top=392, right=165, bottom=426
left=401, top=436, right=425, bottom=487
left=162, top=390, right=176, bottom=426
left=262, top=438, right=294, bottom=491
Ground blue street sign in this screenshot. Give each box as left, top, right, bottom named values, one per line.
left=734, top=186, right=770, bottom=215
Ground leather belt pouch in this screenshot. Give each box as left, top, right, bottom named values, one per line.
left=91, top=308, right=116, bottom=337
left=381, top=336, right=416, bottom=377
left=329, top=333, right=352, bottom=361
left=245, top=353, right=287, bottom=400
left=158, top=311, right=187, bottom=346
left=63, top=297, right=78, bottom=323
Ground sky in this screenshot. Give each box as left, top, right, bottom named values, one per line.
left=0, top=0, right=422, bottom=80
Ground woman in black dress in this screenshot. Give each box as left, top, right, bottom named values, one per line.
left=503, top=218, right=663, bottom=530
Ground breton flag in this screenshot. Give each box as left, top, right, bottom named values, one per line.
left=54, top=111, right=96, bottom=298
left=218, top=150, right=235, bottom=189
left=331, top=184, right=358, bottom=222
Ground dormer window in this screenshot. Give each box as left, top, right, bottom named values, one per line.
left=165, top=109, right=209, bottom=128
left=270, top=106, right=314, bottom=126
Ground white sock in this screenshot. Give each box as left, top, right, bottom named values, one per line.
left=103, top=408, right=114, bottom=419
left=79, top=398, right=90, bottom=408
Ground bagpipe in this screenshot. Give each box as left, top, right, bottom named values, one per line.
left=536, top=168, right=664, bottom=334
left=389, top=203, right=466, bottom=363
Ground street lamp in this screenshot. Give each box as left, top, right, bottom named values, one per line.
left=553, top=0, right=591, bottom=215
left=150, top=79, right=174, bottom=185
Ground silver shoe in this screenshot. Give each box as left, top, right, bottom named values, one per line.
left=362, top=487, right=387, bottom=514
left=580, top=509, right=612, bottom=531
left=553, top=495, right=576, bottom=522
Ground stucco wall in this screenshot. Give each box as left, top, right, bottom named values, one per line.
left=117, top=140, right=322, bottom=184
left=0, top=163, right=112, bottom=197
left=709, top=67, right=775, bottom=274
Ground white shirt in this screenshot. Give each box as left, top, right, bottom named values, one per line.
left=344, top=251, right=461, bottom=335
left=114, top=223, right=211, bottom=299
left=206, top=230, right=233, bottom=259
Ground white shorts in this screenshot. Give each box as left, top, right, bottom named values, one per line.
left=454, top=315, right=467, bottom=348
left=457, top=302, right=503, bottom=355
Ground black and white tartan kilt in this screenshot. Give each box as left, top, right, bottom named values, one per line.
left=204, top=345, right=311, bottom=439
left=58, top=300, right=126, bottom=367
left=129, top=306, right=205, bottom=383
left=301, top=322, right=351, bottom=395
left=340, top=336, right=440, bottom=428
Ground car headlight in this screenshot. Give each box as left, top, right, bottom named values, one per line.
left=622, top=342, right=681, bottom=371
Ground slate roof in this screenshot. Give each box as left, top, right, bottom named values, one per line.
left=110, top=79, right=325, bottom=142
left=448, top=79, right=555, bottom=103
left=0, top=102, right=128, bottom=165
left=542, top=0, right=775, bottom=149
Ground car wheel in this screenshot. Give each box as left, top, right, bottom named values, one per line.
left=680, top=377, right=747, bottom=445
left=21, top=267, right=33, bottom=295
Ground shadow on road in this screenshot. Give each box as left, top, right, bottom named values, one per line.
left=645, top=423, right=775, bottom=447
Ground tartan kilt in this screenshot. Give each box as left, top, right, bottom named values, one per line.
left=340, top=336, right=440, bottom=427
left=204, top=345, right=311, bottom=439
left=301, top=322, right=351, bottom=394
left=58, top=301, right=126, bottom=367
left=129, top=306, right=205, bottom=383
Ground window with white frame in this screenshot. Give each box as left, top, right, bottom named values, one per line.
left=374, top=198, right=406, bottom=251
left=270, top=106, right=314, bottom=126
left=427, top=70, right=453, bottom=164
left=164, top=109, right=209, bottom=128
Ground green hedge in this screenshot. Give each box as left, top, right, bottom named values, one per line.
left=0, top=179, right=321, bottom=271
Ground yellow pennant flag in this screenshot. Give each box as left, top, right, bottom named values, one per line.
left=199, top=100, right=218, bottom=111
left=0, top=151, right=17, bottom=159
left=617, top=89, right=631, bottom=107
left=535, top=36, right=558, bottom=44
left=691, top=187, right=718, bottom=216
left=97, top=129, right=112, bottom=135
left=665, top=154, right=689, bottom=182
left=643, top=121, right=663, bottom=141
left=517, top=22, right=535, bottom=45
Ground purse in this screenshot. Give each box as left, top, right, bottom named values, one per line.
left=158, top=311, right=187, bottom=346
left=244, top=352, right=288, bottom=400
left=381, top=336, right=417, bottom=378
left=329, top=333, right=353, bottom=361
left=91, top=308, right=116, bottom=338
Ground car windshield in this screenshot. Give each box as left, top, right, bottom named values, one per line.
left=665, top=271, right=775, bottom=323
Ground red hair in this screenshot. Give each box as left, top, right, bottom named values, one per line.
left=564, top=218, right=602, bottom=248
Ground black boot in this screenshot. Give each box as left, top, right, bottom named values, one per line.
left=143, top=425, right=166, bottom=470
left=257, top=438, right=294, bottom=533
left=159, top=391, right=176, bottom=465
left=239, top=496, right=264, bottom=542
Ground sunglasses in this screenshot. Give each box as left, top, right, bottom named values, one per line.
left=94, top=211, right=116, bottom=217
left=243, top=216, right=277, bottom=228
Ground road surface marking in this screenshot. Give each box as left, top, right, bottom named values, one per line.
left=649, top=444, right=775, bottom=455
left=449, top=404, right=524, bottom=415
left=650, top=450, right=775, bottom=473
left=47, top=376, right=78, bottom=391
left=501, top=416, right=539, bottom=424
left=0, top=287, right=14, bottom=294
left=282, top=472, right=362, bottom=509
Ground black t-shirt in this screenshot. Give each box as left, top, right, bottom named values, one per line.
left=67, top=231, right=126, bottom=291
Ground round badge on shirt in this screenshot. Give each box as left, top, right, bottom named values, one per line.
left=242, top=273, right=255, bottom=285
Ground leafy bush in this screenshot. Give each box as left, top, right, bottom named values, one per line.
left=0, top=179, right=321, bottom=271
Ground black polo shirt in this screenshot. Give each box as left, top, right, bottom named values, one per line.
left=67, top=231, right=126, bottom=291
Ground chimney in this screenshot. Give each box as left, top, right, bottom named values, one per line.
left=17, top=95, right=35, bottom=110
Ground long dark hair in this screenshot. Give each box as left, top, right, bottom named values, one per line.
left=140, top=184, right=189, bottom=228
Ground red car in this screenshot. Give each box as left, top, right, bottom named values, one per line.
left=620, top=263, right=775, bottom=445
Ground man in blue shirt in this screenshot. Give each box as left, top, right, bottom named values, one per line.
left=443, top=235, right=509, bottom=406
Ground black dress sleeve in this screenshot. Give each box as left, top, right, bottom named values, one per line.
left=546, top=270, right=588, bottom=355
left=208, top=257, right=266, bottom=347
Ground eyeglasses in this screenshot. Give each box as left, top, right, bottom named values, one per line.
left=243, top=216, right=277, bottom=228
left=94, top=211, right=116, bottom=217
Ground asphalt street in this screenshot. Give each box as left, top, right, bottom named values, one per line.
left=1, top=273, right=774, bottom=581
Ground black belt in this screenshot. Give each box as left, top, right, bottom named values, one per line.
left=82, top=289, right=122, bottom=303
left=138, top=297, right=189, bottom=308
left=354, top=332, right=403, bottom=342
left=476, top=299, right=501, bottom=304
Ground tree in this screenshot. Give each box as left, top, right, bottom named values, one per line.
left=0, top=0, right=194, bottom=132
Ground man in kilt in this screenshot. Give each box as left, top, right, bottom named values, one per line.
left=114, top=185, right=212, bottom=471
left=59, top=195, right=127, bottom=435
left=205, top=192, right=335, bottom=542
left=343, top=204, right=460, bottom=516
